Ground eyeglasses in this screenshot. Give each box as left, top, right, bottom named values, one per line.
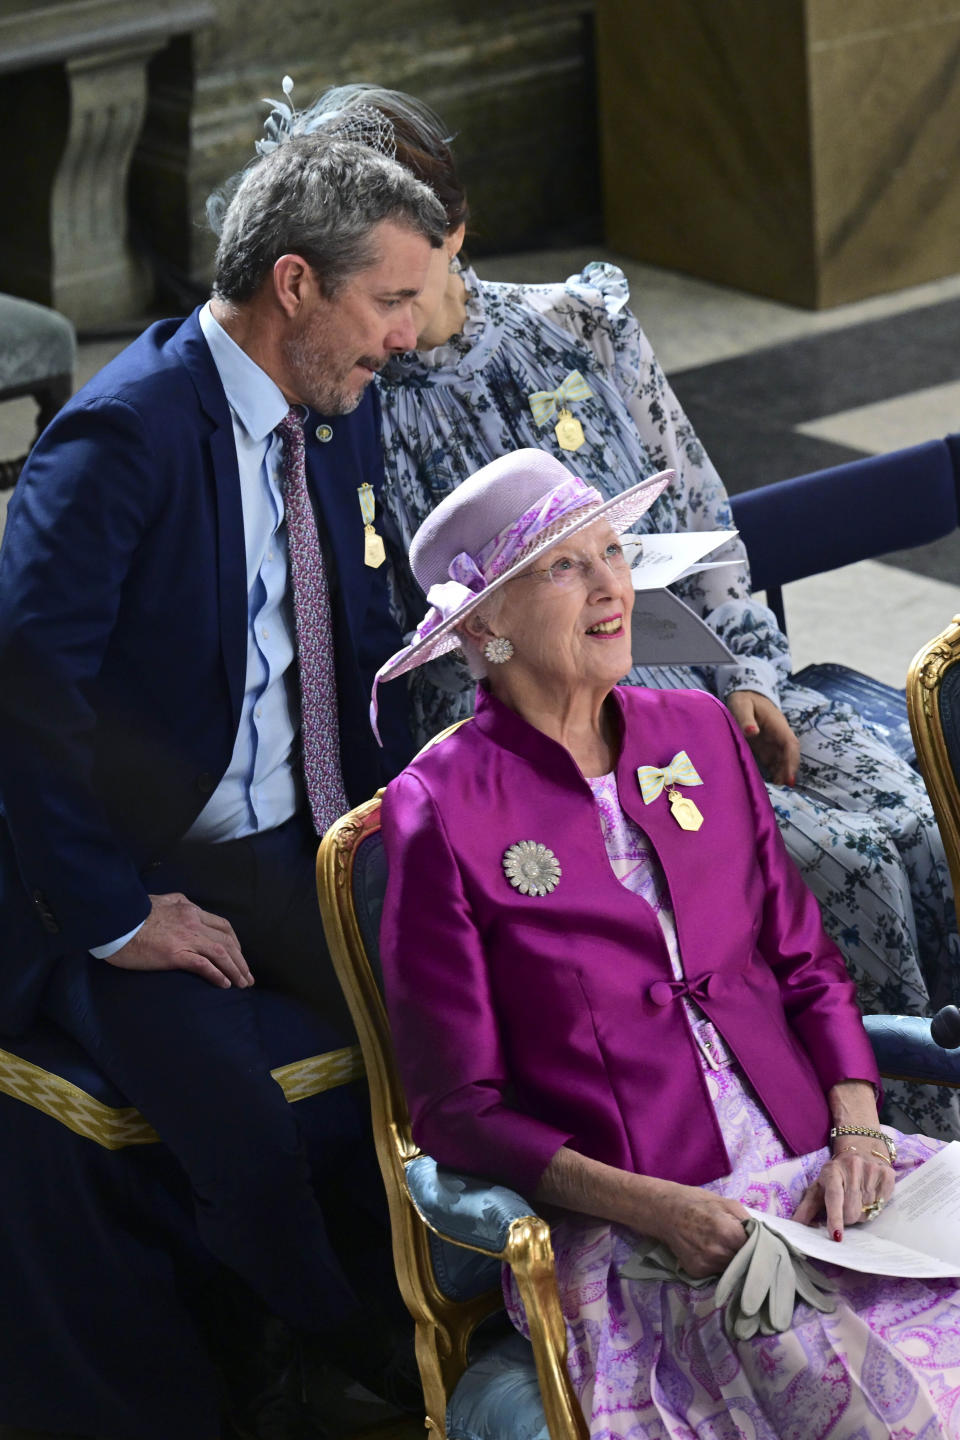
left=509, top=539, right=641, bottom=591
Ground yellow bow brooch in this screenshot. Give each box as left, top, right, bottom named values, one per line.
left=528, top=370, right=594, bottom=452
left=636, top=750, right=705, bottom=832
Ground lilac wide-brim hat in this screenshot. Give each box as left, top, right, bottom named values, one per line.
left=370, top=448, right=674, bottom=735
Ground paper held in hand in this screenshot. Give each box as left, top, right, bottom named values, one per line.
left=623, top=529, right=740, bottom=591
left=747, top=1140, right=960, bottom=1278
left=623, top=529, right=739, bottom=668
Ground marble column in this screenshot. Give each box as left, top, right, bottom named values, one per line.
left=596, top=0, right=960, bottom=307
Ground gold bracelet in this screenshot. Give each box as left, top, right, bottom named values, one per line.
left=830, top=1125, right=897, bottom=1165
left=835, top=1145, right=892, bottom=1166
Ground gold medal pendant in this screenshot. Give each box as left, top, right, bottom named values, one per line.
left=363, top=524, right=386, bottom=568
left=668, top=787, right=704, bottom=832
left=555, top=408, right=585, bottom=452
left=357, top=482, right=386, bottom=568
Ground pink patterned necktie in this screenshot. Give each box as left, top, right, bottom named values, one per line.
left=276, top=408, right=349, bottom=834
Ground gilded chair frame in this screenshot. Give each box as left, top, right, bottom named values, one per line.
left=908, top=616, right=960, bottom=914
left=317, top=796, right=587, bottom=1440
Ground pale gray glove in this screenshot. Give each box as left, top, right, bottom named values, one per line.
left=714, top=1217, right=836, bottom=1339
left=618, top=1216, right=836, bottom=1340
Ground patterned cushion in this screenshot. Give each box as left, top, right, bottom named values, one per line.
left=407, top=1155, right=537, bottom=1301
left=447, top=1330, right=549, bottom=1440
left=0, top=294, right=76, bottom=392
left=864, top=1013, right=960, bottom=1084
left=939, top=662, right=960, bottom=793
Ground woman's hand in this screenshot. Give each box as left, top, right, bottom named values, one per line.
left=534, top=1148, right=747, bottom=1279
left=644, top=1185, right=749, bottom=1279
left=792, top=1147, right=896, bottom=1239
left=793, top=1081, right=895, bottom=1238
left=727, top=690, right=800, bottom=786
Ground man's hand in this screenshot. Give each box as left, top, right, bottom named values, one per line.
left=106, top=892, right=254, bottom=989
left=727, top=690, right=801, bottom=787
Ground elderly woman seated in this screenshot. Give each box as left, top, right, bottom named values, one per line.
left=375, top=448, right=960, bottom=1439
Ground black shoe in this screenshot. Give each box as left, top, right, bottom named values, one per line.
left=319, top=1306, right=422, bottom=1416
left=219, top=1315, right=329, bottom=1440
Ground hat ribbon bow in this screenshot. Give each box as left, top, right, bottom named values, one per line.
left=637, top=750, right=703, bottom=804
left=413, top=579, right=480, bottom=641
left=528, top=369, right=594, bottom=427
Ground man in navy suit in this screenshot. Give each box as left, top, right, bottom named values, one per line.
left=0, top=133, right=446, bottom=1438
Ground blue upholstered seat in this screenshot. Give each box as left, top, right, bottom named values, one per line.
left=728, top=439, right=960, bottom=765
left=0, top=294, right=75, bottom=394
left=0, top=293, right=76, bottom=490
left=728, top=440, right=960, bottom=637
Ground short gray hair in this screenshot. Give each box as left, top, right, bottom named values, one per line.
left=209, top=134, right=446, bottom=303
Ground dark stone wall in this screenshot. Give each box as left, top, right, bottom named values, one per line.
left=132, top=0, right=600, bottom=302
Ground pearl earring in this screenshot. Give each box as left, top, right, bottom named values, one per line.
left=483, top=636, right=514, bottom=664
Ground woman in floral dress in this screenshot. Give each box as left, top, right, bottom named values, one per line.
left=255, top=81, right=960, bottom=1138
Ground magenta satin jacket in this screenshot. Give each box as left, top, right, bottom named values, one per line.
left=380, top=685, right=880, bottom=1197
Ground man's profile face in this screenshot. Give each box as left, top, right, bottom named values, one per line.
left=282, top=220, right=434, bottom=415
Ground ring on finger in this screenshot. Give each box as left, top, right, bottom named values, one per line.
left=861, top=1198, right=885, bottom=1219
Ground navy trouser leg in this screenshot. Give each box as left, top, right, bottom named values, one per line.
left=41, top=963, right=361, bottom=1334
left=39, top=813, right=375, bottom=1336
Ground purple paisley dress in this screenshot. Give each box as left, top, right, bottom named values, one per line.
left=503, top=775, right=960, bottom=1438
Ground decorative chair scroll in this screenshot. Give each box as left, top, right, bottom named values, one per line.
left=907, top=615, right=960, bottom=911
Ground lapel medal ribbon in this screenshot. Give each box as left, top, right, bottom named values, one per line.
left=637, top=750, right=705, bottom=832
left=358, top=482, right=386, bottom=568
left=528, top=370, right=594, bottom=452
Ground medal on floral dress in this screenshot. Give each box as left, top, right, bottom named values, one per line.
left=555, top=408, right=585, bottom=452
left=528, top=371, right=593, bottom=453
left=357, top=483, right=386, bottom=568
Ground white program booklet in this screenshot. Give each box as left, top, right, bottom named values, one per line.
left=631, top=589, right=735, bottom=666
left=746, top=1141, right=960, bottom=1278
left=624, top=530, right=739, bottom=591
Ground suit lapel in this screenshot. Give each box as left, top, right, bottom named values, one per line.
left=303, top=392, right=380, bottom=657
left=170, top=311, right=247, bottom=731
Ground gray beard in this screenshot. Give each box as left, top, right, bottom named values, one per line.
left=282, top=335, right=368, bottom=416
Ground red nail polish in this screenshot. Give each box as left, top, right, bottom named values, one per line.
left=832, top=1229, right=842, bottom=1242
left=745, top=725, right=759, bottom=736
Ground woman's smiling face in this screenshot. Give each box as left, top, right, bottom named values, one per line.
left=490, top=518, right=635, bottom=694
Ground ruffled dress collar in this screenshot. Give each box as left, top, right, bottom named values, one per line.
left=379, top=263, right=503, bottom=387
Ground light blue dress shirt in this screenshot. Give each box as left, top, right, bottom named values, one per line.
left=91, top=304, right=304, bottom=957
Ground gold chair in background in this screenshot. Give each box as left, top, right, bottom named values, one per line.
left=317, top=794, right=587, bottom=1440
left=907, top=615, right=960, bottom=905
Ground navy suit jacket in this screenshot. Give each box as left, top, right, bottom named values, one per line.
left=0, top=309, right=413, bottom=1033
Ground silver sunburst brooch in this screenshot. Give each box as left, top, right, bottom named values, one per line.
left=502, top=841, right=562, bottom=896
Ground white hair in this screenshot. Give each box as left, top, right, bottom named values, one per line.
left=455, top=591, right=505, bottom=680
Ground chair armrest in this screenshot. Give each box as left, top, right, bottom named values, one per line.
left=405, top=1153, right=539, bottom=1255
left=864, top=1013, right=960, bottom=1087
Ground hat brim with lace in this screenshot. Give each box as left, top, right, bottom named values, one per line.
left=371, top=449, right=674, bottom=730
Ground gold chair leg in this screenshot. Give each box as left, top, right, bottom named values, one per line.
left=505, top=1218, right=589, bottom=1440
left=416, top=1319, right=450, bottom=1439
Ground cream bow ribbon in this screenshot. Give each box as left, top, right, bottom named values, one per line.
left=636, top=750, right=703, bottom=804
left=528, top=369, right=594, bottom=427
